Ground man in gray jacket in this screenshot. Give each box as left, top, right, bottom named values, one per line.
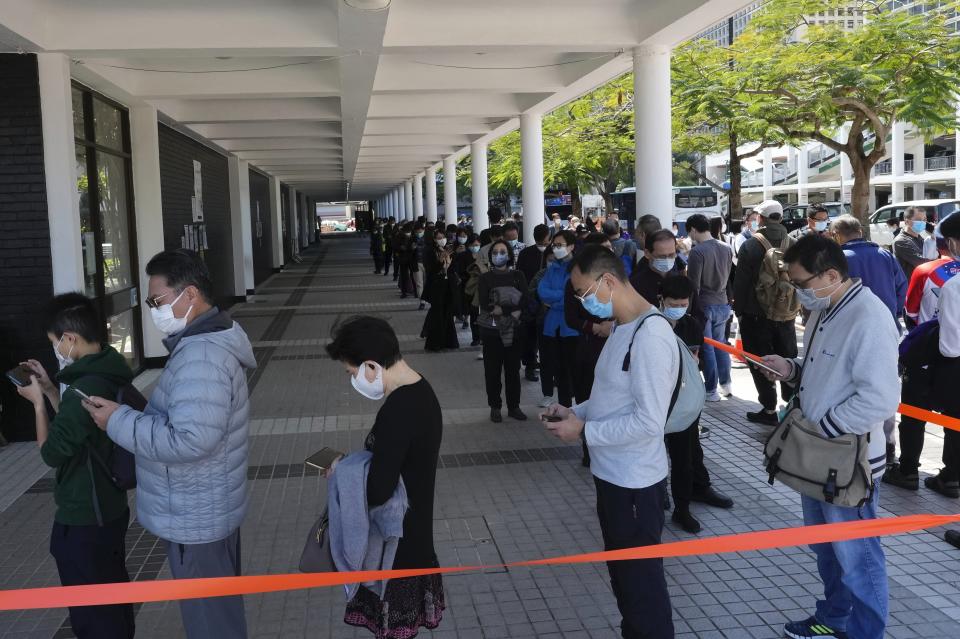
left=86, top=249, right=254, bottom=639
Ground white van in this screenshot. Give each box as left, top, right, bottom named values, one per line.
left=868, top=199, right=960, bottom=248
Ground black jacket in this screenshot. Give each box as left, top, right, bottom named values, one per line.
left=733, top=221, right=789, bottom=318
left=516, top=245, right=547, bottom=284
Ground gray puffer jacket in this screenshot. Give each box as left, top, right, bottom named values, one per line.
left=107, top=308, right=256, bottom=544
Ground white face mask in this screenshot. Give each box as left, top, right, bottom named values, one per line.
left=536, top=244, right=547, bottom=252
left=149, top=289, right=194, bottom=336
left=53, top=334, right=75, bottom=370
left=351, top=362, right=385, bottom=400
left=436, top=238, right=447, bottom=248
left=552, top=246, right=569, bottom=260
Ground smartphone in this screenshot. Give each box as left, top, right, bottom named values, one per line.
left=70, top=387, right=95, bottom=402
left=304, top=447, right=344, bottom=472
left=747, top=357, right=784, bottom=377
left=5, top=365, right=34, bottom=388
left=541, top=414, right=563, bottom=423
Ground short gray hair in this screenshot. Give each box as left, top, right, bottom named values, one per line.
left=830, top=214, right=862, bottom=238
left=904, top=206, right=925, bottom=220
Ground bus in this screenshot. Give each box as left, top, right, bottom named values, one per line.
left=609, top=186, right=723, bottom=235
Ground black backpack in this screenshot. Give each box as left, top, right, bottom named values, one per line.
left=898, top=319, right=941, bottom=403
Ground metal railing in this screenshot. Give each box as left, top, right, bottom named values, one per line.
left=925, top=155, right=956, bottom=172
left=874, top=160, right=892, bottom=175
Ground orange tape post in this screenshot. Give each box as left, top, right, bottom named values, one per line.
left=0, top=513, right=958, bottom=611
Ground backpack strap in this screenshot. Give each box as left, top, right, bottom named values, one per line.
left=620, top=312, right=685, bottom=416
left=754, top=232, right=773, bottom=253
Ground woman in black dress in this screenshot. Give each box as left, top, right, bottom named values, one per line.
left=325, top=316, right=445, bottom=639
left=421, top=228, right=460, bottom=352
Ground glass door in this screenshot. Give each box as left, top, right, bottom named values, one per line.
left=73, top=84, right=143, bottom=371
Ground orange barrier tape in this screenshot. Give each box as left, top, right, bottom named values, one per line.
left=704, top=337, right=960, bottom=433
left=0, top=513, right=958, bottom=611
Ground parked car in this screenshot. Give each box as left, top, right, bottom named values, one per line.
left=869, top=199, right=960, bottom=248
left=781, top=202, right=850, bottom=233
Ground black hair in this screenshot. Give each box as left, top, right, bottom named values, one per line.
left=487, top=207, right=504, bottom=225
left=552, top=229, right=577, bottom=247
left=571, top=243, right=626, bottom=282
left=488, top=226, right=504, bottom=239
left=584, top=232, right=610, bottom=246
left=808, top=205, right=828, bottom=218
left=533, top=224, right=550, bottom=243
left=42, top=292, right=108, bottom=345
left=783, top=234, right=849, bottom=278
left=446, top=224, right=459, bottom=234
left=940, top=211, right=960, bottom=240
left=637, top=214, right=662, bottom=238
left=325, top=315, right=402, bottom=368
left=709, top=217, right=724, bottom=239
left=145, top=249, right=214, bottom=302
left=645, top=229, right=677, bottom=253
left=601, top=218, right=621, bottom=237
left=685, top=214, right=710, bottom=234
left=433, top=227, right=446, bottom=238
left=488, top=239, right=515, bottom=267
left=501, top=221, right=519, bottom=234
left=659, top=274, right=694, bottom=301
left=466, top=232, right=480, bottom=244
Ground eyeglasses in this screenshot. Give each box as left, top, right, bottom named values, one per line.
left=575, top=276, right=603, bottom=303
left=789, top=272, right=821, bottom=291
left=144, top=291, right=174, bottom=309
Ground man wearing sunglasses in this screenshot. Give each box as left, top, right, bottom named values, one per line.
left=84, top=249, right=255, bottom=639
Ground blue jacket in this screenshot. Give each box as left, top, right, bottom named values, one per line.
left=842, top=238, right=907, bottom=326
left=108, top=309, right=255, bottom=544
left=538, top=260, right=580, bottom=338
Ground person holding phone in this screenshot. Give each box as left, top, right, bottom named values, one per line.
left=325, top=315, right=445, bottom=638
left=13, top=293, right=135, bottom=638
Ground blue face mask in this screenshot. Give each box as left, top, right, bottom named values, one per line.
left=469, top=245, right=480, bottom=254
left=652, top=257, right=674, bottom=273
left=579, top=278, right=614, bottom=319
left=662, top=306, right=687, bottom=321
left=491, top=252, right=509, bottom=267
left=912, top=220, right=927, bottom=234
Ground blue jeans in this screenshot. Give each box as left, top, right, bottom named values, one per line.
left=701, top=304, right=732, bottom=393
left=800, top=484, right=887, bottom=639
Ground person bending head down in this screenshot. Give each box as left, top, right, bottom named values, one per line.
left=326, top=315, right=416, bottom=400
left=570, top=244, right=653, bottom=323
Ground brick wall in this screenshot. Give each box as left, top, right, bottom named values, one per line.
left=248, top=169, right=272, bottom=285
left=0, top=54, right=55, bottom=441
left=157, top=125, right=237, bottom=305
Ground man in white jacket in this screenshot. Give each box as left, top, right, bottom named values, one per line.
left=760, top=235, right=900, bottom=639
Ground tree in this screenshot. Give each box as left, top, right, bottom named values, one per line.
left=736, top=0, right=960, bottom=223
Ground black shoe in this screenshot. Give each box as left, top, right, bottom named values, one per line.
left=690, top=487, right=734, bottom=509
left=470, top=339, right=481, bottom=347
left=461, top=321, right=469, bottom=330
left=746, top=410, right=778, bottom=426
left=374, top=270, right=381, bottom=274
left=400, top=294, right=408, bottom=299
left=490, top=409, right=502, bottom=423
left=672, top=509, right=702, bottom=534
left=882, top=463, right=919, bottom=490
left=924, top=473, right=960, bottom=498
left=946, top=529, right=960, bottom=550
left=524, top=370, right=540, bottom=382
left=418, top=302, right=425, bottom=310
left=507, top=408, right=527, bottom=421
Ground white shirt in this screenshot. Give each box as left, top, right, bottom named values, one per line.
left=939, top=273, right=960, bottom=357
left=573, top=309, right=676, bottom=489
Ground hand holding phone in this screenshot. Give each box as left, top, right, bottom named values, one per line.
left=304, top=447, right=344, bottom=473
left=541, top=414, right=563, bottom=423
left=5, top=365, right=35, bottom=388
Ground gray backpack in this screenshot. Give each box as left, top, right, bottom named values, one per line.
left=622, top=313, right=705, bottom=434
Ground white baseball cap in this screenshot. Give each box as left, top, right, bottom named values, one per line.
left=753, top=200, right=783, bottom=218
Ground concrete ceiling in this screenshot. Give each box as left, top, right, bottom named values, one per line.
left=0, top=0, right=749, bottom=201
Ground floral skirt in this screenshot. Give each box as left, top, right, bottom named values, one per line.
left=344, top=574, right=445, bottom=639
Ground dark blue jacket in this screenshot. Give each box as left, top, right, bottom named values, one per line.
left=842, top=238, right=907, bottom=326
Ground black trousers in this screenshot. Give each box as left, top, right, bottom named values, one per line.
left=50, top=511, right=135, bottom=639
left=738, top=314, right=798, bottom=411
left=540, top=334, right=579, bottom=407
left=372, top=253, right=383, bottom=273
left=383, top=250, right=393, bottom=276
left=898, top=376, right=930, bottom=475
left=664, top=415, right=711, bottom=510
left=469, top=306, right=480, bottom=343
left=481, top=328, right=522, bottom=410
left=521, top=321, right=539, bottom=371
left=595, top=477, right=674, bottom=639
left=537, top=326, right=554, bottom=397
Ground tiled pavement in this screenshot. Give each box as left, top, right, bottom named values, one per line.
left=1, top=236, right=959, bottom=639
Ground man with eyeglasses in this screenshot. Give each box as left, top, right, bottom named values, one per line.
left=757, top=235, right=899, bottom=639
left=789, top=204, right=831, bottom=241
left=84, top=249, right=254, bottom=639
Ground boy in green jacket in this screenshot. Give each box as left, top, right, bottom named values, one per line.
left=17, top=293, right=135, bottom=638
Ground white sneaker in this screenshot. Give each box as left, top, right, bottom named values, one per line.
left=719, top=383, right=733, bottom=398
left=705, top=390, right=722, bottom=402
left=538, top=395, right=554, bottom=408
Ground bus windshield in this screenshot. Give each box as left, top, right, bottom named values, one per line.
left=675, top=191, right=717, bottom=208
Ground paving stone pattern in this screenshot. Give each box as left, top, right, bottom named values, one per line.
left=1, top=236, right=959, bottom=638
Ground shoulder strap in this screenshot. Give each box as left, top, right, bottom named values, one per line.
left=620, top=312, right=685, bottom=414
left=754, top=233, right=773, bottom=253
left=621, top=312, right=668, bottom=372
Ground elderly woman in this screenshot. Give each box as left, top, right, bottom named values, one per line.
left=325, top=316, right=445, bottom=639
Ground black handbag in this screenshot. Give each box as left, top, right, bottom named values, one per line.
left=299, top=507, right=336, bottom=573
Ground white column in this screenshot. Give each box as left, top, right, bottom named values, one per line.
left=394, top=186, right=403, bottom=221
left=892, top=120, right=905, bottom=203
left=797, top=145, right=810, bottom=205
left=129, top=105, right=166, bottom=358
left=37, top=53, right=84, bottom=294
left=300, top=193, right=310, bottom=247
left=520, top=114, right=545, bottom=246
left=955, top=103, right=960, bottom=198
left=471, top=141, right=489, bottom=234
left=633, top=46, right=674, bottom=232
left=413, top=173, right=424, bottom=219
left=404, top=179, right=414, bottom=221
left=288, top=188, right=299, bottom=255
left=228, top=157, right=254, bottom=295
left=426, top=167, right=438, bottom=222
left=268, top=176, right=284, bottom=270
left=443, top=156, right=458, bottom=226
left=389, top=189, right=396, bottom=219
left=762, top=147, right=774, bottom=201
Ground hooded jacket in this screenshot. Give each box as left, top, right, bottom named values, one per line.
left=107, top=308, right=256, bottom=544
left=42, top=346, right=133, bottom=526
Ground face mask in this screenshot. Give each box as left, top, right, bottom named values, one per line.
left=814, top=220, right=829, bottom=232
left=912, top=220, right=927, bottom=234
left=404, top=232, right=411, bottom=238
left=536, top=244, right=547, bottom=252
left=149, top=289, right=193, bottom=336
left=750, top=220, right=760, bottom=232
left=491, top=252, right=509, bottom=267
left=469, top=245, right=480, bottom=254
left=662, top=306, right=688, bottom=321
left=652, top=257, right=674, bottom=273
left=436, top=238, right=447, bottom=248
left=53, top=334, right=75, bottom=370
left=552, top=246, right=569, bottom=260
left=508, top=239, right=519, bottom=249
left=351, top=362, right=385, bottom=400
left=795, top=279, right=843, bottom=311
left=457, top=236, right=467, bottom=244
left=579, top=279, right=613, bottom=319
left=416, top=232, right=424, bottom=239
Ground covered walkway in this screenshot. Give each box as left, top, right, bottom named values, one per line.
left=0, top=236, right=958, bottom=639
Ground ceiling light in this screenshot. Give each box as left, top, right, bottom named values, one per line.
left=343, top=0, right=391, bottom=11
left=215, top=56, right=233, bottom=60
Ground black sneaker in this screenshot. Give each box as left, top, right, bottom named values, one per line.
left=672, top=509, right=702, bottom=534
left=881, top=464, right=919, bottom=490
left=784, top=617, right=848, bottom=639
left=690, top=487, right=734, bottom=509
left=507, top=408, right=527, bottom=421
left=746, top=410, right=778, bottom=426
left=524, top=370, right=540, bottom=382
left=490, top=409, right=502, bottom=423
left=924, top=474, right=960, bottom=498
left=946, top=529, right=960, bottom=550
